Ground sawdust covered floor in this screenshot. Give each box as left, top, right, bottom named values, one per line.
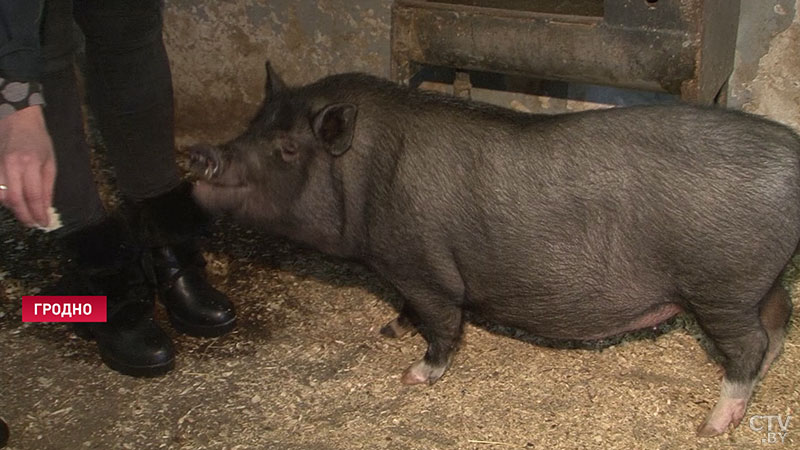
left=0, top=157, right=798, bottom=450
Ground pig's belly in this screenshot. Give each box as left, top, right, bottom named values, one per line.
left=476, top=301, right=683, bottom=341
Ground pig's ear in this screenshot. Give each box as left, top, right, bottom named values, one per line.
left=312, top=103, right=357, bottom=156
left=264, top=61, right=287, bottom=99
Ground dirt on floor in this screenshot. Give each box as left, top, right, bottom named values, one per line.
left=1, top=149, right=799, bottom=450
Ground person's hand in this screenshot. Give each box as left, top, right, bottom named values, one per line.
left=0, top=105, right=56, bottom=227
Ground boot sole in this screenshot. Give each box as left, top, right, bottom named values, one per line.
left=99, top=351, right=175, bottom=378
left=74, top=324, right=176, bottom=377
left=167, top=313, right=236, bottom=338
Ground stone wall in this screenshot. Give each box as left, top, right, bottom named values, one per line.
left=163, top=0, right=800, bottom=143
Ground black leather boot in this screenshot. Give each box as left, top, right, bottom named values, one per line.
left=59, top=216, right=174, bottom=377
left=0, top=416, right=8, bottom=448
left=130, top=182, right=236, bottom=337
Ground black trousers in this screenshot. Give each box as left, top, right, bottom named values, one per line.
left=39, top=0, right=180, bottom=234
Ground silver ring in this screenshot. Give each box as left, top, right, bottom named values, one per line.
left=0, top=184, right=7, bottom=190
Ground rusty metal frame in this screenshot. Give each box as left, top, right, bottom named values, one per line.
left=391, top=0, right=741, bottom=104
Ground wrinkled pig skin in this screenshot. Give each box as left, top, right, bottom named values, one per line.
left=191, top=63, right=799, bottom=437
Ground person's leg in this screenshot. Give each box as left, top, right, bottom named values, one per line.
left=39, top=0, right=173, bottom=376
left=39, top=0, right=105, bottom=233
left=74, top=0, right=235, bottom=337
left=72, top=0, right=179, bottom=199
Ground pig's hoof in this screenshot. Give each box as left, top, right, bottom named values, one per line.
left=696, top=397, right=748, bottom=437
left=380, top=317, right=415, bottom=339
left=401, top=359, right=446, bottom=385
left=696, top=420, right=726, bottom=438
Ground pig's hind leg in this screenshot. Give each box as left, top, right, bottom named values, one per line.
left=757, top=281, right=792, bottom=378
left=393, top=285, right=464, bottom=385
left=694, top=286, right=779, bottom=437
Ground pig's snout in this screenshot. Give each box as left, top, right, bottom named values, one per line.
left=189, top=144, right=224, bottom=180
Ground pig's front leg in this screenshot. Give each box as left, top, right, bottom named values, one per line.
left=392, top=284, right=464, bottom=385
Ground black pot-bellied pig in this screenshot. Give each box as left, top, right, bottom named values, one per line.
left=190, top=62, right=798, bottom=437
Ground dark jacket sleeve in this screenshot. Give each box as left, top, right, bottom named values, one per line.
left=0, top=1, right=45, bottom=119
left=0, top=0, right=45, bottom=81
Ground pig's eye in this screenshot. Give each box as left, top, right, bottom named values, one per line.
left=279, top=146, right=299, bottom=163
